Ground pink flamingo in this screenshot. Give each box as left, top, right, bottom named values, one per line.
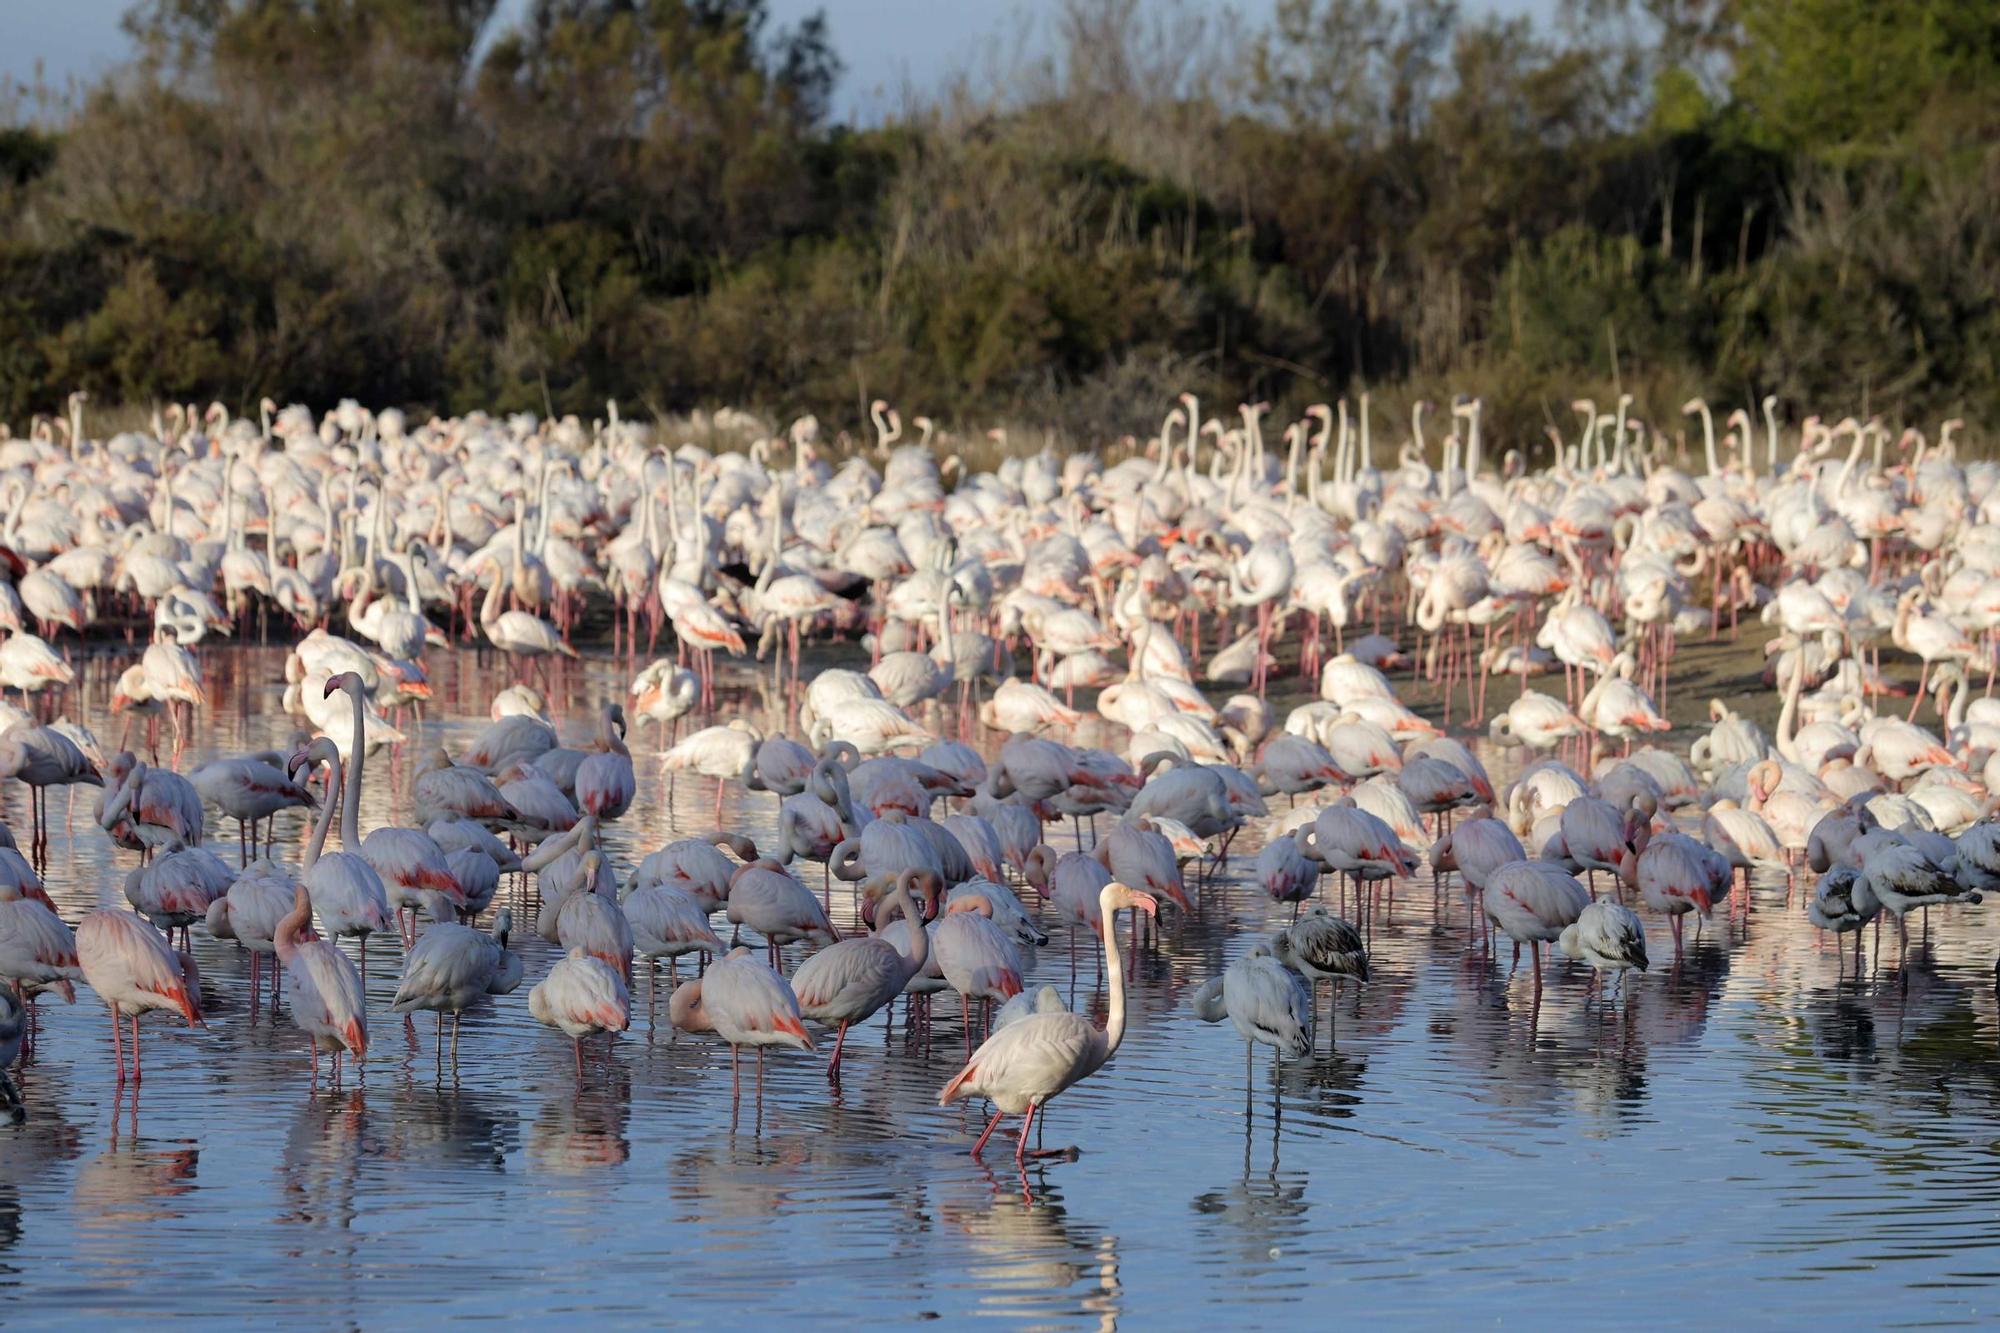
left=289, top=737, right=394, bottom=986
left=669, top=946, right=814, bottom=1095
left=75, top=908, right=202, bottom=1084
left=938, top=881, right=1154, bottom=1169
left=530, top=947, right=631, bottom=1075
left=789, top=869, right=937, bottom=1080
left=274, top=884, right=368, bottom=1086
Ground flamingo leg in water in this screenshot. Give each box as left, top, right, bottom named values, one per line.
left=827, top=1020, right=849, bottom=1082
left=970, top=1107, right=1006, bottom=1158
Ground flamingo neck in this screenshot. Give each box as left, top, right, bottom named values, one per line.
left=891, top=883, right=928, bottom=974
left=1774, top=647, right=1804, bottom=762
left=1099, top=896, right=1129, bottom=1058
left=307, top=756, right=342, bottom=871
left=343, top=687, right=364, bottom=847
left=479, top=565, right=504, bottom=630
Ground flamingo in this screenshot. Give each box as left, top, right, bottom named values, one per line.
left=1807, top=864, right=1881, bottom=969
left=96, top=751, right=202, bottom=856
left=204, top=859, right=293, bottom=1008
left=1269, top=906, right=1368, bottom=1046
left=0, top=883, right=80, bottom=1052
left=274, top=884, right=368, bottom=1085
left=724, top=857, right=838, bottom=971
left=140, top=627, right=205, bottom=750
left=934, top=894, right=1026, bottom=1053
left=324, top=671, right=469, bottom=941
left=574, top=703, right=636, bottom=820
left=631, top=659, right=699, bottom=746
left=938, top=881, right=1154, bottom=1168
left=622, top=878, right=726, bottom=1033
left=665, top=719, right=764, bottom=824
left=189, top=755, right=315, bottom=864
left=1558, top=900, right=1648, bottom=992
left=789, top=868, right=938, bottom=1080
left=1637, top=831, right=1727, bottom=957
left=530, top=947, right=631, bottom=1075
left=1, top=720, right=103, bottom=853
left=1482, top=861, right=1590, bottom=991
left=477, top=554, right=579, bottom=680
left=1191, top=943, right=1313, bottom=1070
left=668, top=946, right=814, bottom=1095
left=1254, top=833, right=1319, bottom=914
left=75, top=908, right=203, bottom=1084
left=288, top=736, right=393, bottom=985
left=1487, top=692, right=1587, bottom=751
left=391, top=908, right=524, bottom=1064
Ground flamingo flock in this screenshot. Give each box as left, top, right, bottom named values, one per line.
left=0, top=389, right=1992, bottom=1183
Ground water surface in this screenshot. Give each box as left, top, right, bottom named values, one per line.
left=5, top=647, right=1999, bottom=1328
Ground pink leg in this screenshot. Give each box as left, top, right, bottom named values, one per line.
left=827, top=1021, right=848, bottom=1082
left=970, top=1107, right=1006, bottom=1158
left=1017, top=1100, right=1038, bottom=1167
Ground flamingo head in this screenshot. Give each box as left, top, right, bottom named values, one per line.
left=1105, top=881, right=1157, bottom=918
left=323, top=670, right=362, bottom=699
left=1021, top=845, right=1057, bottom=898
left=666, top=977, right=708, bottom=1035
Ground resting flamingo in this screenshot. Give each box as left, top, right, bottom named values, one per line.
left=391, top=908, right=524, bottom=1064
left=530, top=947, right=631, bottom=1075
left=1270, top=906, right=1369, bottom=1045
left=669, top=946, right=815, bottom=1095
left=75, top=908, right=202, bottom=1084
left=1191, top=943, right=1312, bottom=1071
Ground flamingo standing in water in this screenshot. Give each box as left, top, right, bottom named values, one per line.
left=274, top=884, right=368, bottom=1086
left=477, top=555, right=579, bottom=683
left=669, top=946, right=815, bottom=1095
left=1191, top=943, right=1313, bottom=1072
left=631, top=660, right=699, bottom=746
left=1558, top=900, right=1649, bottom=993
left=0, top=882, right=80, bottom=1052
left=789, top=868, right=937, bottom=1080
left=1270, top=906, right=1368, bottom=1046
left=1482, top=861, right=1590, bottom=991
left=938, top=881, right=1154, bottom=1168
left=75, top=908, right=202, bottom=1084
left=934, top=894, right=1026, bottom=1053
left=288, top=737, right=393, bottom=986
left=665, top=719, right=763, bottom=824
left=575, top=703, right=636, bottom=820
left=1228, top=536, right=1293, bottom=697
left=530, top=947, right=631, bottom=1075
left=392, top=908, right=525, bottom=1064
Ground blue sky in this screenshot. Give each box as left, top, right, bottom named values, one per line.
left=7, top=1, right=1551, bottom=121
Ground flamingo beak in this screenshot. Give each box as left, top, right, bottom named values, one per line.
left=322, top=674, right=344, bottom=698
left=1131, top=892, right=1158, bottom=918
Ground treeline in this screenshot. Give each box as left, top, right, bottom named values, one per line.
left=2, top=0, right=1998, bottom=450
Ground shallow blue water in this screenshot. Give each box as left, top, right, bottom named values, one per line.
left=4, top=647, right=1998, bottom=1328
